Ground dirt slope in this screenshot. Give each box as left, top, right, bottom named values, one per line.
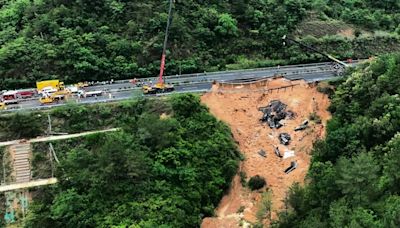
left=201, top=78, right=331, bottom=227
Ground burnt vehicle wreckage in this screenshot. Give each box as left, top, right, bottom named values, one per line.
left=259, top=100, right=293, bottom=129
left=258, top=100, right=299, bottom=173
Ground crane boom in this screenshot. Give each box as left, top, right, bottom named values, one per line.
left=158, top=0, right=174, bottom=84
left=282, top=35, right=349, bottom=67
left=142, top=0, right=176, bottom=95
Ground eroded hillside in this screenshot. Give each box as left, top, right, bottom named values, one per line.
left=201, top=78, right=331, bottom=227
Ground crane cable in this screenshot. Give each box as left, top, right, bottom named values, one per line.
left=282, top=35, right=349, bottom=67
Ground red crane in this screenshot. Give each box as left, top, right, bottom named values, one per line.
left=142, top=0, right=175, bottom=94
left=158, top=0, right=174, bottom=84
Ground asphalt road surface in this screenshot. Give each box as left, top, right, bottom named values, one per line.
left=2, top=61, right=361, bottom=112
left=4, top=82, right=213, bottom=111
left=85, top=61, right=344, bottom=91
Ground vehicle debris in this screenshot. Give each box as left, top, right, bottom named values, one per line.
left=258, top=149, right=267, bottom=158
left=279, top=133, right=291, bottom=145
left=286, top=110, right=296, bottom=119
left=284, top=161, right=298, bottom=174
left=274, top=146, right=282, bottom=158
left=283, top=150, right=295, bottom=159
left=294, top=119, right=309, bottom=131
left=259, top=100, right=289, bottom=129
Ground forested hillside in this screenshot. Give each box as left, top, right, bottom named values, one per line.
left=6, top=94, right=240, bottom=227
left=1, top=0, right=399, bottom=89
left=275, top=53, right=400, bottom=227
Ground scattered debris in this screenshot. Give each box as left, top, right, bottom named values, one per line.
left=258, top=149, right=267, bottom=158
left=286, top=110, right=296, bottom=119
left=294, top=125, right=307, bottom=131
left=283, top=150, right=295, bottom=159
left=279, top=133, right=291, bottom=145
left=259, top=100, right=289, bottom=129
left=274, top=146, right=282, bottom=158
left=294, top=119, right=309, bottom=131
left=284, top=161, right=298, bottom=174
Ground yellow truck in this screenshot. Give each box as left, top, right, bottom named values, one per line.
left=142, top=82, right=174, bottom=94
left=37, top=80, right=69, bottom=105
left=36, top=80, right=65, bottom=93
left=39, top=91, right=70, bottom=105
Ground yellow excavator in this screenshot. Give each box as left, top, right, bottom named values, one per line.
left=142, top=0, right=175, bottom=95
left=39, top=90, right=70, bottom=105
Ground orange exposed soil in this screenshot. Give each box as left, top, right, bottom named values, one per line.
left=201, top=78, right=331, bottom=227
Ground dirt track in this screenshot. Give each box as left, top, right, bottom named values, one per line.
left=201, top=78, right=331, bottom=227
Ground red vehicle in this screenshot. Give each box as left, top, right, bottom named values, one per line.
left=2, top=90, right=35, bottom=100
left=17, top=90, right=35, bottom=98
left=1, top=89, right=35, bottom=105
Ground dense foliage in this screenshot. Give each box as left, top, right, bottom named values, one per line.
left=0, top=97, right=154, bottom=141
left=275, top=53, right=400, bottom=227
left=22, top=94, right=240, bottom=227
left=1, top=0, right=399, bottom=89
left=312, top=0, right=400, bottom=31
left=0, top=0, right=309, bottom=89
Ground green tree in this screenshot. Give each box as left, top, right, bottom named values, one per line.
left=276, top=55, right=400, bottom=227
left=171, top=93, right=204, bottom=118
left=336, top=153, right=380, bottom=207
left=215, top=13, right=238, bottom=37
left=248, top=175, right=266, bottom=191
left=7, top=112, right=43, bottom=138
left=50, top=189, right=91, bottom=227
left=382, top=196, right=400, bottom=228
left=24, top=95, right=240, bottom=227
left=380, top=134, right=400, bottom=193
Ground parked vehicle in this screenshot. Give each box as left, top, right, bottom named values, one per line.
left=78, top=90, right=103, bottom=98
left=1, top=91, right=20, bottom=104
left=39, top=91, right=69, bottom=105
left=0, top=102, right=6, bottom=110
left=36, top=80, right=65, bottom=93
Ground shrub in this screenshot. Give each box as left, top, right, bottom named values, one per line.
left=309, top=112, right=322, bottom=124
left=317, top=85, right=335, bottom=98
left=248, top=175, right=266, bottom=191
left=237, top=206, right=245, bottom=213
left=256, top=190, right=272, bottom=221
left=239, top=171, right=247, bottom=187
left=7, top=112, right=43, bottom=138
left=354, top=28, right=362, bottom=38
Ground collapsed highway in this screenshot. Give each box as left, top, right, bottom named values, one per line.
left=1, top=60, right=360, bottom=112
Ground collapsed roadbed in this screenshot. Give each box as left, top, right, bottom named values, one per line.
left=201, top=77, right=331, bottom=227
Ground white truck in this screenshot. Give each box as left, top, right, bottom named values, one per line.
left=66, top=86, right=80, bottom=94
left=78, top=90, right=103, bottom=98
